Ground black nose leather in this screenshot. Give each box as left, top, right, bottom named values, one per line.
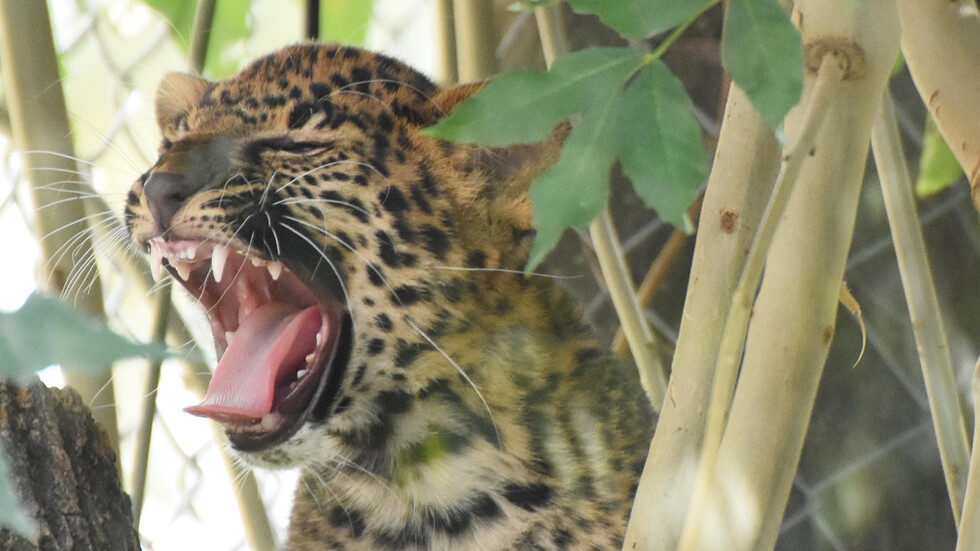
left=143, top=172, right=199, bottom=232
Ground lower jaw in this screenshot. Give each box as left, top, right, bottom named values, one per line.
left=223, top=311, right=353, bottom=453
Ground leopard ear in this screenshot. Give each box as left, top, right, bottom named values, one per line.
left=155, top=72, right=213, bottom=131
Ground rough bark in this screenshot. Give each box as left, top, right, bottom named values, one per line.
left=0, top=380, right=139, bottom=551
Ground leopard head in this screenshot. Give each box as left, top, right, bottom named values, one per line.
left=125, top=44, right=560, bottom=468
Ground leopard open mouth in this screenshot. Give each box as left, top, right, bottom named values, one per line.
left=149, top=238, right=351, bottom=452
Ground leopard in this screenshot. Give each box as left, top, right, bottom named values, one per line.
left=125, top=43, right=654, bottom=550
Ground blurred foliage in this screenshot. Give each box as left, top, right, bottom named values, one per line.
left=0, top=293, right=169, bottom=379
left=319, top=0, right=373, bottom=46
left=916, top=116, right=964, bottom=197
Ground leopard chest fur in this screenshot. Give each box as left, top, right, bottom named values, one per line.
left=125, top=43, right=653, bottom=551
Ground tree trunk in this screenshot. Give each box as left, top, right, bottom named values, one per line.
left=0, top=380, right=139, bottom=551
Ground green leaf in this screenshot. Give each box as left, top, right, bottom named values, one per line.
left=721, top=0, right=803, bottom=129
left=424, top=48, right=645, bottom=146
left=618, top=61, right=706, bottom=232
left=567, top=0, right=717, bottom=39
left=0, top=293, right=170, bottom=379
left=917, top=116, right=964, bottom=197
left=320, top=0, right=374, bottom=46
left=527, top=97, right=620, bottom=270
left=0, top=441, right=36, bottom=540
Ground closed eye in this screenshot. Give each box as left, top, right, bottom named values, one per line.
left=243, top=136, right=334, bottom=158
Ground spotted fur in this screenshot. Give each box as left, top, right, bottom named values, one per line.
left=126, top=44, right=653, bottom=550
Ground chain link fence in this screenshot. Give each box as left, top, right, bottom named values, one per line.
left=0, top=1, right=974, bottom=549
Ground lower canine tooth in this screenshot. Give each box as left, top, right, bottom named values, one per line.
left=171, top=260, right=192, bottom=280
left=261, top=412, right=282, bottom=431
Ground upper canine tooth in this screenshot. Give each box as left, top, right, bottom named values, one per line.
left=171, top=260, right=192, bottom=280
left=150, top=244, right=164, bottom=282
left=212, top=244, right=229, bottom=283
left=268, top=261, right=284, bottom=281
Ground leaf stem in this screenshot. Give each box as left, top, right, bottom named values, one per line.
left=648, top=1, right=719, bottom=62
left=871, top=90, right=970, bottom=525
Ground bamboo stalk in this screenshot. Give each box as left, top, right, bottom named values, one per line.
left=622, top=82, right=781, bottom=551
left=452, top=0, right=496, bottom=81
left=686, top=1, right=900, bottom=548
left=677, top=54, right=844, bottom=551
left=871, top=90, right=970, bottom=525
left=190, top=0, right=217, bottom=74
left=130, top=284, right=172, bottom=528
left=214, top=425, right=278, bottom=551
left=0, top=0, right=119, bottom=455
left=590, top=211, right=668, bottom=408
left=895, top=0, right=980, bottom=209
left=957, top=354, right=980, bottom=550
left=433, top=0, right=458, bottom=86
left=305, top=0, right=320, bottom=41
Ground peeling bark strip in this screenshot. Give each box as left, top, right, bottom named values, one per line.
left=0, top=380, right=140, bottom=551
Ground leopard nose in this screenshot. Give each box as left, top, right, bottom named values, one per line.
left=143, top=172, right=199, bottom=232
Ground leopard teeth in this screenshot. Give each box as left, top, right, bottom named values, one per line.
left=268, top=261, right=284, bottom=281
left=150, top=244, right=164, bottom=282
left=171, top=259, right=192, bottom=280
left=225, top=331, right=235, bottom=345
left=250, top=257, right=268, bottom=268
left=212, top=244, right=229, bottom=283
left=304, top=353, right=314, bottom=365
left=297, top=367, right=309, bottom=379
left=261, top=412, right=282, bottom=431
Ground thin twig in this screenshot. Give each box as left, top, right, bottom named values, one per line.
left=612, top=229, right=689, bottom=356
left=871, top=90, right=970, bottom=525
left=130, top=283, right=172, bottom=528
left=612, top=196, right=702, bottom=356
left=957, top=354, right=980, bottom=550
left=190, top=0, right=217, bottom=74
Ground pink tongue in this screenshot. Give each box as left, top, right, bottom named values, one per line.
left=186, top=303, right=323, bottom=421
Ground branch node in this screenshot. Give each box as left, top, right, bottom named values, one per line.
left=804, top=37, right=866, bottom=80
